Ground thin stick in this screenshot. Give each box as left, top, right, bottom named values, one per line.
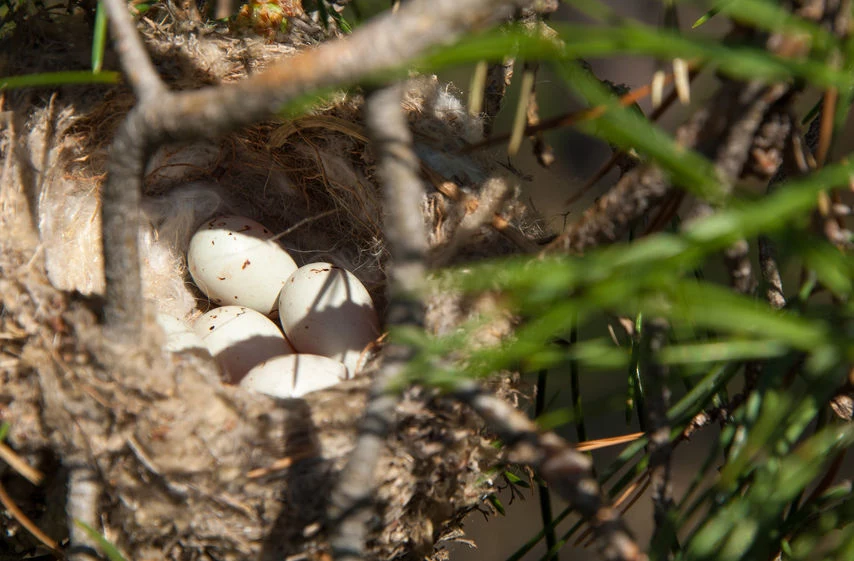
left=565, top=152, right=621, bottom=207
left=67, top=460, right=102, bottom=561
left=575, top=432, right=644, bottom=453
left=269, top=208, right=342, bottom=242
left=0, top=481, right=61, bottom=556
left=0, top=441, right=45, bottom=486
left=101, top=0, right=165, bottom=101
left=577, top=475, right=651, bottom=548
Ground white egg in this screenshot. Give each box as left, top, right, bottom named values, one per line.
left=187, top=215, right=298, bottom=315
left=278, top=263, right=380, bottom=376
left=193, top=306, right=294, bottom=383
left=156, top=313, right=208, bottom=354
left=239, top=354, right=348, bottom=399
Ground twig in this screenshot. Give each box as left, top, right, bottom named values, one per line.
left=0, top=481, right=61, bottom=556
left=327, top=84, right=427, bottom=561
left=454, top=381, right=645, bottom=561
left=215, top=0, right=235, bottom=20
left=552, top=18, right=802, bottom=254
left=100, top=0, right=521, bottom=338
left=577, top=475, right=651, bottom=549
left=0, top=441, right=45, bottom=486
left=680, top=393, right=745, bottom=441
left=551, top=164, right=673, bottom=253
left=101, top=0, right=165, bottom=101
left=491, top=213, right=542, bottom=253
left=574, top=432, right=644, bottom=453
left=815, top=87, right=837, bottom=168
left=269, top=208, right=342, bottom=242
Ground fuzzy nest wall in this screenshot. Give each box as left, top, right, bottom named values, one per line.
left=0, top=14, right=542, bottom=561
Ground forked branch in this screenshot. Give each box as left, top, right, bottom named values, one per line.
left=99, top=0, right=520, bottom=337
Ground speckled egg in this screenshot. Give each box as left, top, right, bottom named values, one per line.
left=278, top=263, right=379, bottom=376
left=239, top=354, right=348, bottom=399
left=193, top=306, right=294, bottom=383
left=187, top=215, right=298, bottom=315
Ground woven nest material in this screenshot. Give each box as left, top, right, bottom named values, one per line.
left=0, top=11, right=543, bottom=561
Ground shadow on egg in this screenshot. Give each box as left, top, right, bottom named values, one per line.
left=286, top=301, right=379, bottom=353
left=215, top=334, right=296, bottom=384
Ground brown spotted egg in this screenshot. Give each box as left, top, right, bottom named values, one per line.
left=187, top=215, right=297, bottom=315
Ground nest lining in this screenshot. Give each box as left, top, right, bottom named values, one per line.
left=0, top=15, right=542, bottom=561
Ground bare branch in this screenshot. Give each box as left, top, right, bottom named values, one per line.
left=327, top=83, right=427, bottom=561
left=454, top=382, right=645, bottom=561
left=101, top=0, right=165, bottom=101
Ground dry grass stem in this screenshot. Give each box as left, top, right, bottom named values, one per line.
left=0, top=481, right=61, bottom=555
left=0, top=441, right=45, bottom=486
left=574, top=432, right=644, bottom=453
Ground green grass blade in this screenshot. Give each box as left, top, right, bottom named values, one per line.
left=658, top=340, right=789, bottom=366
left=0, top=71, right=121, bottom=90
left=74, top=520, right=129, bottom=561
left=91, top=1, right=108, bottom=73
left=692, top=6, right=723, bottom=28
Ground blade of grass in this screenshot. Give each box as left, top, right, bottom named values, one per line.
left=91, top=1, right=108, bottom=73
left=0, top=70, right=121, bottom=89
left=74, top=519, right=129, bottom=561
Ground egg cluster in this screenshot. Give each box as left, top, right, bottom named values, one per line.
left=158, top=215, right=380, bottom=399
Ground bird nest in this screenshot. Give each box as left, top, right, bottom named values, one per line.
left=0, top=10, right=541, bottom=561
